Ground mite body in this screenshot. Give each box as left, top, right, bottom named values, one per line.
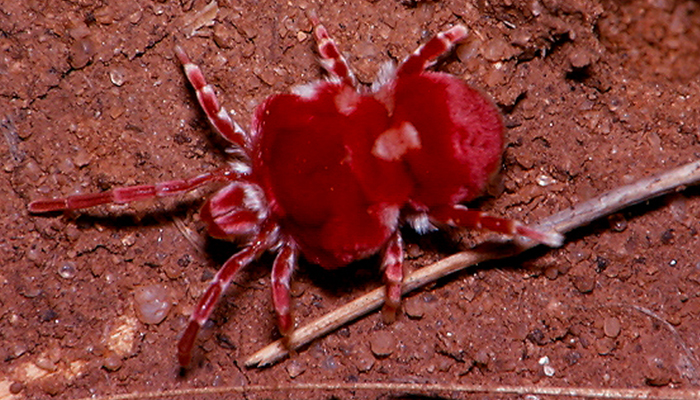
left=30, top=16, right=562, bottom=367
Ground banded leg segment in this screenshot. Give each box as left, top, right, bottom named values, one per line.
left=271, top=241, right=298, bottom=337
left=28, top=167, right=240, bottom=213
left=397, top=25, right=469, bottom=76
left=381, top=231, right=404, bottom=323
left=178, top=221, right=278, bottom=367
left=175, top=46, right=248, bottom=148
left=430, top=205, right=564, bottom=247
left=308, top=13, right=356, bottom=87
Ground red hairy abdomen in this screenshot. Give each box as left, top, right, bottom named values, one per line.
left=393, top=72, right=503, bottom=209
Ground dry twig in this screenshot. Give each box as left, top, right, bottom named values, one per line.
left=246, top=159, right=700, bottom=367
left=77, top=381, right=700, bottom=400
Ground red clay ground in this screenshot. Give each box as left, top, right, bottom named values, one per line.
left=3, top=0, right=700, bottom=399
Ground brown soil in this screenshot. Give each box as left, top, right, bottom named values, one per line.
left=3, top=0, right=700, bottom=399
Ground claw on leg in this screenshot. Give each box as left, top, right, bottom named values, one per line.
left=175, top=46, right=248, bottom=148
left=398, top=25, right=469, bottom=76
left=307, top=11, right=356, bottom=87
left=430, top=205, right=564, bottom=247
left=271, top=241, right=298, bottom=338
left=177, top=221, right=276, bottom=367
left=381, top=231, right=404, bottom=323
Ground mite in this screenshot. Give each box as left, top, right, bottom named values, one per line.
left=29, top=16, right=563, bottom=367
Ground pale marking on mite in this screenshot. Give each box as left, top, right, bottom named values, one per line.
left=334, top=86, right=361, bottom=116
left=217, top=108, right=234, bottom=128
left=222, top=106, right=248, bottom=138
left=242, top=183, right=268, bottom=218
left=372, top=61, right=397, bottom=93
left=201, top=85, right=216, bottom=99
left=436, top=31, right=457, bottom=52
left=372, top=121, right=421, bottom=161
left=372, top=62, right=397, bottom=115
left=183, top=64, right=198, bottom=81
left=407, top=213, right=436, bottom=234
left=319, top=58, right=335, bottom=74
left=291, top=82, right=322, bottom=99
left=226, top=160, right=252, bottom=175
left=379, top=205, right=400, bottom=231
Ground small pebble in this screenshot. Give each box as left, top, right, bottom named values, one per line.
left=667, top=311, right=682, bottom=326
left=121, top=233, right=137, bottom=247
left=70, top=37, right=96, bottom=69
left=109, top=105, right=125, bottom=119
left=645, top=358, right=672, bottom=387
left=94, top=6, right=117, bottom=24
left=354, top=347, right=375, bottom=372
left=607, top=213, right=628, bottom=232
left=105, top=316, right=137, bottom=357
left=482, top=37, right=511, bottom=62
left=571, top=275, right=595, bottom=293
left=103, top=353, right=123, bottom=371
left=9, top=381, right=23, bottom=394
left=646, top=373, right=671, bottom=387
left=462, top=288, right=477, bottom=302
left=543, top=364, right=555, bottom=377
left=527, top=328, right=547, bottom=346
left=437, top=358, right=453, bottom=372
left=26, top=244, right=41, bottom=263
left=608, top=97, right=623, bottom=112
left=660, top=229, right=674, bottom=244
left=35, top=357, right=58, bottom=372
left=213, top=24, right=238, bottom=49
left=134, top=284, right=171, bottom=324
left=425, top=363, right=436, bottom=373
left=536, top=174, right=556, bottom=187
left=603, top=317, right=621, bottom=338
left=595, top=337, right=615, bottom=355
left=40, top=377, right=64, bottom=396
left=544, top=266, right=559, bottom=280
left=404, top=243, right=422, bottom=258
left=286, top=360, right=305, bottom=378
left=58, top=261, right=77, bottom=279
left=10, top=343, right=28, bottom=359
left=403, top=296, right=425, bottom=319
left=474, top=349, right=490, bottom=366
left=39, top=309, right=58, bottom=323
left=109, top=68, right=127, bottom=87
left=128, top=9, right=143, bottom=24
left=72, top=148, right=91, bottom=168
left=568, top=49, right=594, bottom=69
left=68, top=21, right=90, bottom=40
left=321, top=355, right=338, bottom=371
left=456, top=40, right=480, bottom=63
left=369, top=331, right=396, bottom=358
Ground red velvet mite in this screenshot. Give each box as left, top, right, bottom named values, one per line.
left=29, top=16, right=563, bottom=367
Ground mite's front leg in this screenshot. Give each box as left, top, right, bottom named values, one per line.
left=175, top=46, right=248, bottom=148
